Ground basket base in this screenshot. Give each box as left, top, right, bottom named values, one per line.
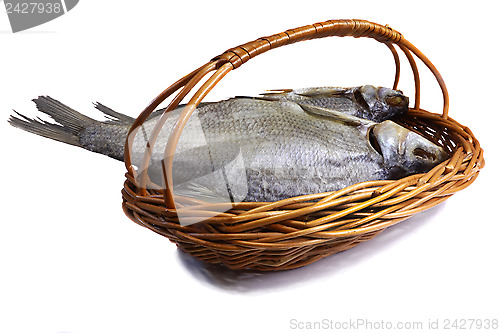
left=172, top=229, right=385, bottom=271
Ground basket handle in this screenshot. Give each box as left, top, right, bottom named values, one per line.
left=124, top=19, right=449, bottom=209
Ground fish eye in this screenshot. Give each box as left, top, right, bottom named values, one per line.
left=413, top=148, right=436, bottom=161
left=385, top=95, right=404, bottom=107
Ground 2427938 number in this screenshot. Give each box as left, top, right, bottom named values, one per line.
left=443, top=319, right=498, bottom=330
left=5, top=2, right=62, bottom=14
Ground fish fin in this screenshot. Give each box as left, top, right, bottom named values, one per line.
left=247, top=89, right=293, bottom=101
left=173, top=181, right=234, bottom=203
left=171, top=142, right=242, bottom=183
left=167, top=142, right=247, bottom=204
left=297, top=103, right=372, bottom=127
left=8, top=96, right=97, bottom=147
left=93, top=102, right=135, bottom=123
left=256, top=87, right=350, bottom=101
left=231, top=95, right=273, bottom=102
left=260, top=89, right=294, bottom=95
left=262, top=89, right=294, bottom=94
left=293, top=87, right=350, bottom=97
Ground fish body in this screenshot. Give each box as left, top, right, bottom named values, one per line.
left=8, top=85, right=446, bottom=203
left=259, top=85, right=409, bottom=122
left=133, top=98, right=386, bottom=202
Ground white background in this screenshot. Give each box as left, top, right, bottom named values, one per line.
left=1, top=1, right=498, bottom=333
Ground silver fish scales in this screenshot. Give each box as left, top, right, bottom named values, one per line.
left=9, top=85, right=447, bottom=203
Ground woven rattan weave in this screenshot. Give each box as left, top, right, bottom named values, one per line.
left=121, top=19, right=484, bottom=271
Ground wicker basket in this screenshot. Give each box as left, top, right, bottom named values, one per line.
left=121, top=19, right=484, bottom=271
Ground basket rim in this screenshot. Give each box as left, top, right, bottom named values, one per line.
left=122, top=106, right=483, bottom=231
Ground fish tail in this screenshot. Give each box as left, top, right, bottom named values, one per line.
left=8, top=96, right=134, bottom=158
left=8, top=96, right=96, bottom=147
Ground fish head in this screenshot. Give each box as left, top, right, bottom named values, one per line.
left=370, top=120, right=448, bottom=179
left=356, top=85, right=409, bottom=122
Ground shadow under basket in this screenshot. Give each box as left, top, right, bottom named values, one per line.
left=121, top=19, right=484, bottom=271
